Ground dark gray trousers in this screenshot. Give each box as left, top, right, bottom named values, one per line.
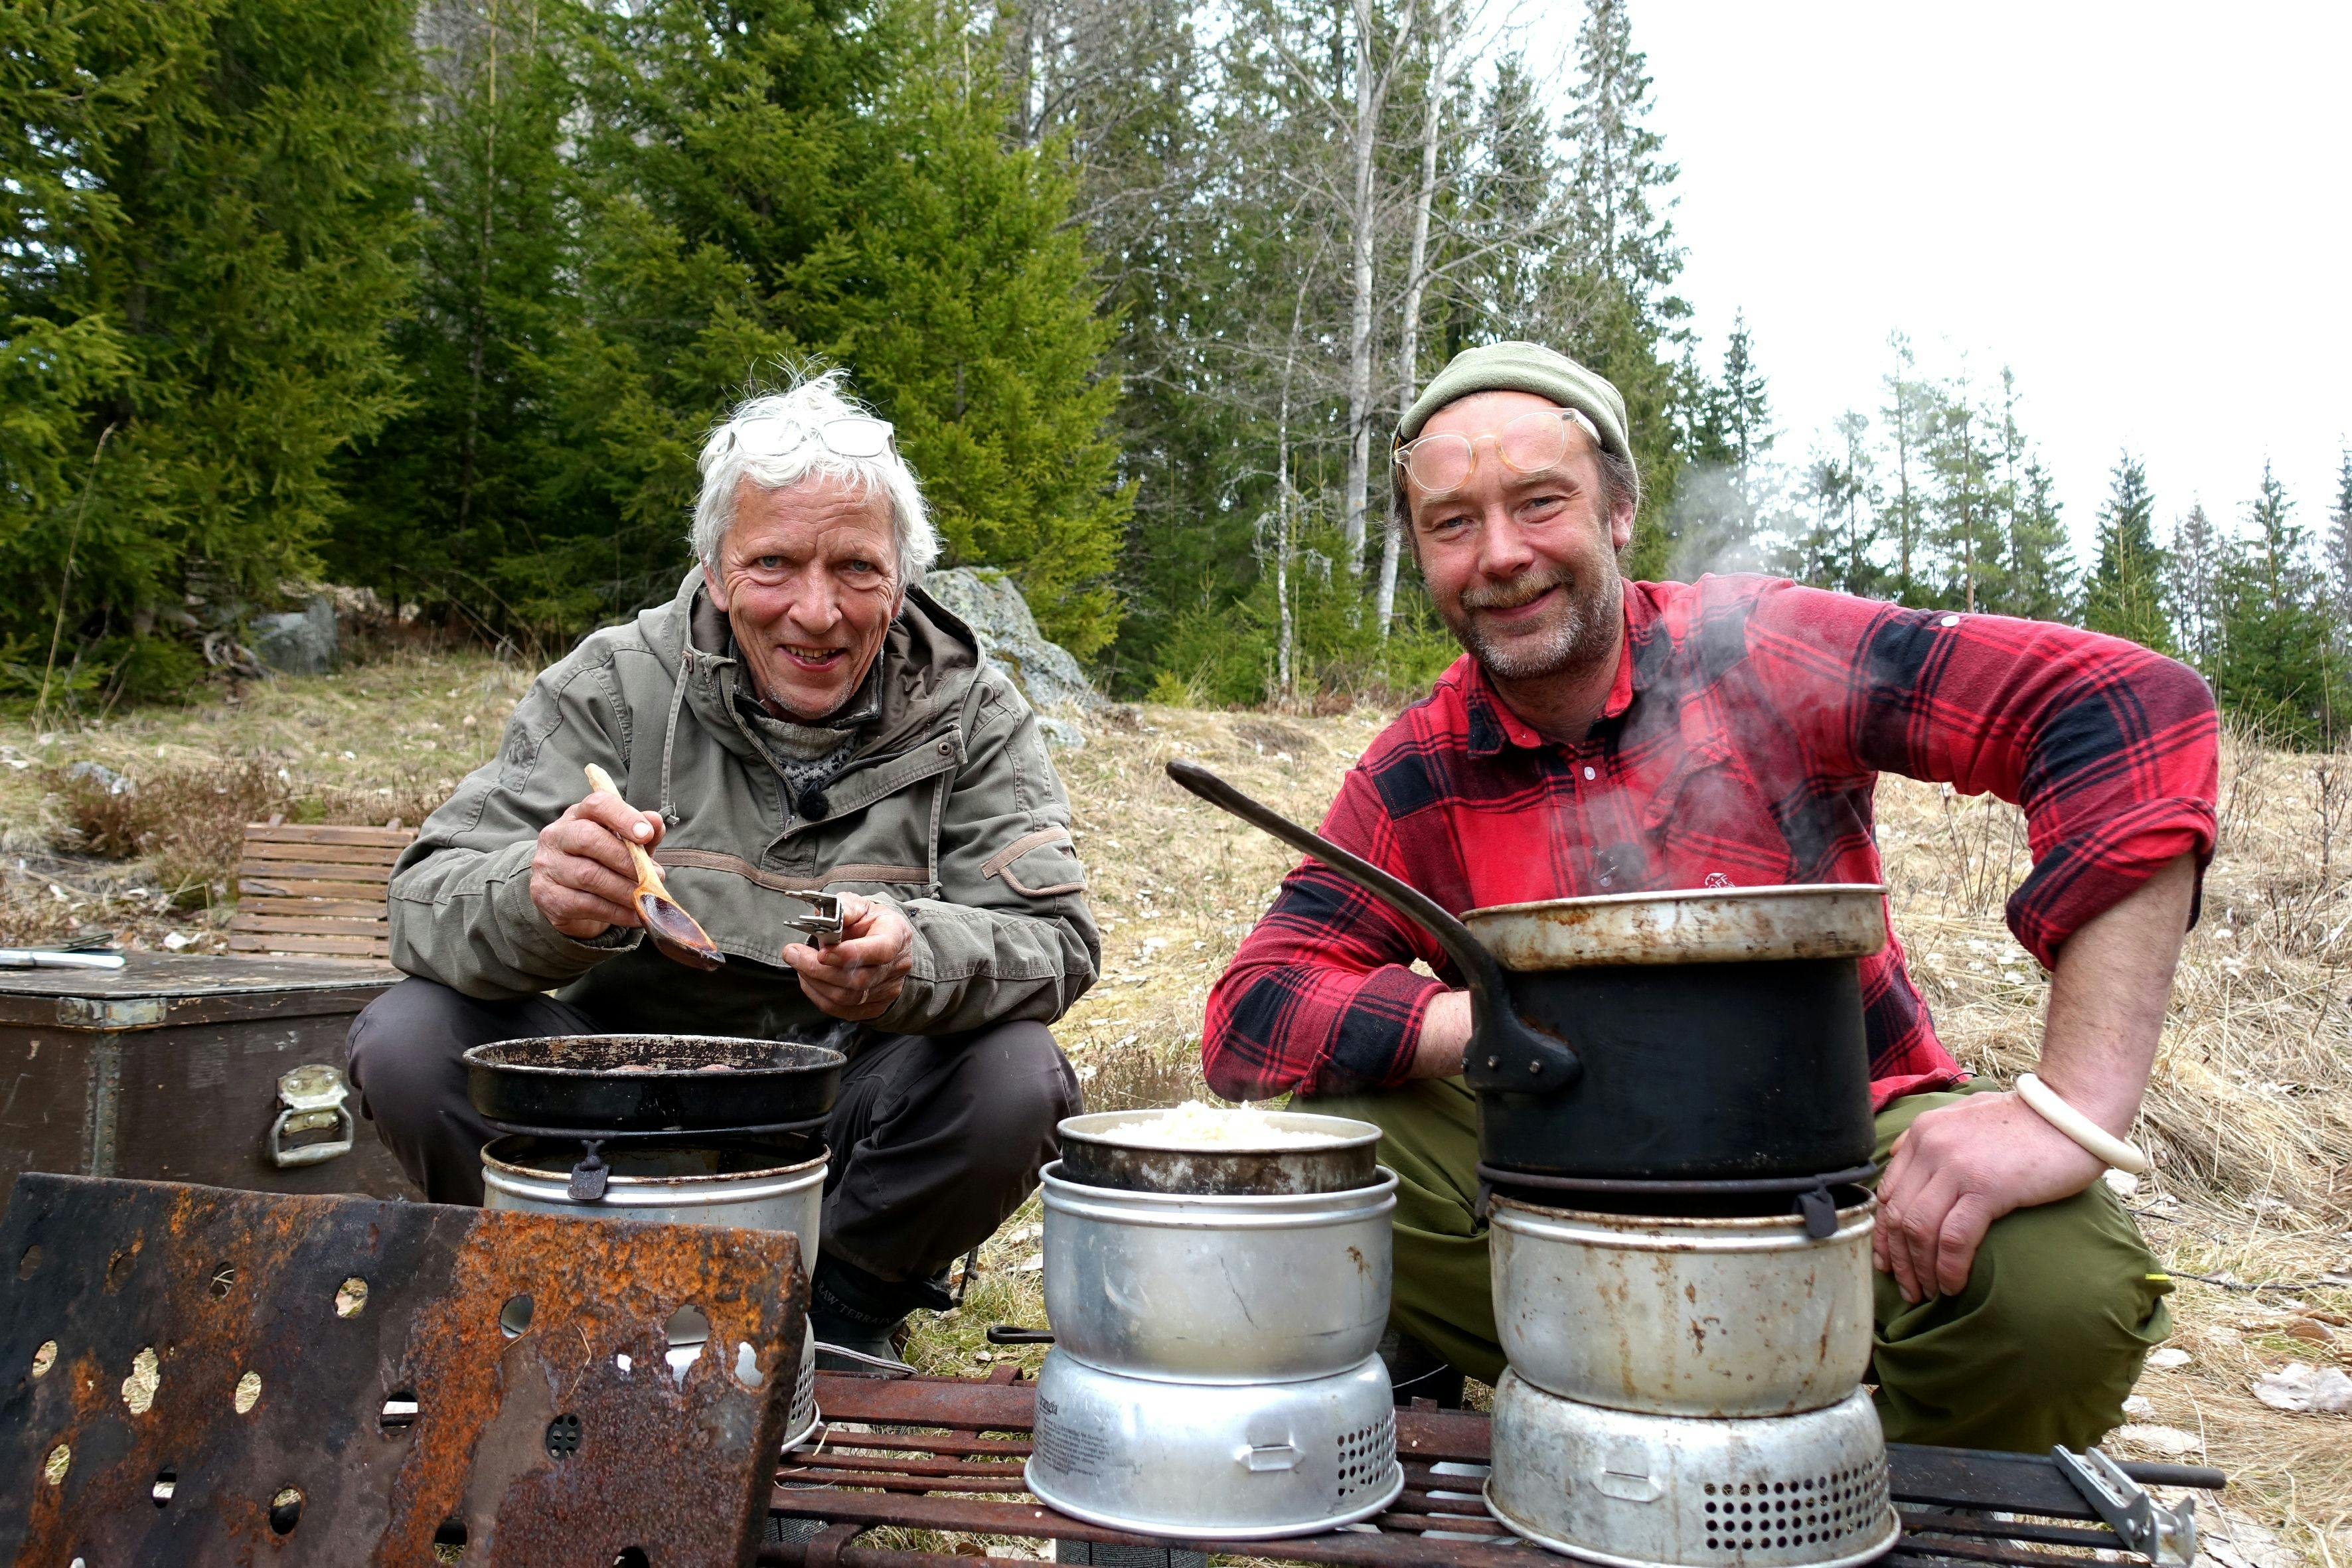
left=346, top=978, right=1080, bottom=1286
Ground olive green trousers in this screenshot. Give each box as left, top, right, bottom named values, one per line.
left=1303, top=1078, right=2173, bottom=1452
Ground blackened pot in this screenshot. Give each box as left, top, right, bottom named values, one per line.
left=1166, top=761, right=1882, bottom=1182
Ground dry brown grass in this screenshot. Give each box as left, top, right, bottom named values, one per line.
left=4, top=655, right=2345, bottom=1560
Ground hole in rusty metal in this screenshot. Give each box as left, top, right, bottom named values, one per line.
left=152, top=1468, right=177, bottom=1506
left=43, top=1443, right=70, bottom=1485
left=544, top=1413, right=584, bottom=1460
left=269, top=1486, right=303, bottom=1535
left=731, top=1341, right=765, bottom=1389
left=17, top=1243, right=40, bottom=1280
left=615, top=1352, right=633, bottom=1373
left=234, top=1370, right=262, bottom=1414
left=499, top=1294, right=534, bottom=1338
left=106, top=1249, right=134, bottom=1288
left=122, top=1346, right=161, bottom=1415
left=613, top=1549, right=649, bottom=1568
left=333, top=1277, right=368, bottom=1318
left=30, top=1339, right=56, bottom=1379
left=209, top=1263, right=236, bottom=1299
left=380, top=1391, right=418, bottom=1434
left=663, top=1304, right=710, bottom=1382
left=434, top=1517, right=469, bottom=1554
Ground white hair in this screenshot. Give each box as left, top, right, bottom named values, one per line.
left=690, top=369, right=938, bottom=589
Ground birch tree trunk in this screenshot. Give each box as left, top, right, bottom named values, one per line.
left=1340, top=0, right=1381, bottom=579
left=1375, top=1, right=1452, bottom=635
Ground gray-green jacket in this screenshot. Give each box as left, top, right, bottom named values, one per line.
left=386, top=570, right=1100, bottom=1040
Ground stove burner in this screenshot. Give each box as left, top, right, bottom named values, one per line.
left=1475, top=1162, right=1878, bottom=1240
left=482, top=1115, right=830, bottom=1201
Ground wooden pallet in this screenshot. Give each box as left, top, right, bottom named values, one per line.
left=761, top=1371, right=2225, bottom=1568
left=228, top=823, right=414, bottom=961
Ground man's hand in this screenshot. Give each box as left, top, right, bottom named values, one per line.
left=530, top=787, right=664, bottom=939
left=1874, top=1093, right=2102, bottom=1302
left=784, top=892, right=915, bottom=1020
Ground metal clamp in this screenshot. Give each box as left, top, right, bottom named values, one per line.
left=783, top=892, right=845, bottom=947
left=268, top=1063, right=356, bottom=1168
left=2053, top=1445, right=2197, bottom=1567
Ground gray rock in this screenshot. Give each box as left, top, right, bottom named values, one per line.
left=252, top=595, right=337, bottom=676
left=920, top=568, right=1103, bottom=744
left=64, top=760, right=131, bottom=796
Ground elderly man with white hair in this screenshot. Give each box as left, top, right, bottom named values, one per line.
left=349, top=370, right=1099, bottom=1366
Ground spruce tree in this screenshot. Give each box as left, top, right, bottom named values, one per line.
left=2326, top=448, right=2352, bottom=633
left=1, top=0, right=414, bottom=699
left=2169, top=501, right=2229, bottom=674
left=2080, top=452, right=2173, bottom=652
left=329, top=0, right=575, bottom=630
left=1923, top=379, right=2003, bottom=613
left=1877, top=333, right=1930, bottom=602
left=2214, top=463, right=2339, bottom=745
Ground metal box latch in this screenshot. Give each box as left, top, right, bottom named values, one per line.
left=269, top=1063, right=356, bottom=1168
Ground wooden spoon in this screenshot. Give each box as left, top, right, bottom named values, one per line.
left=582, top=763, right=724, bottom=971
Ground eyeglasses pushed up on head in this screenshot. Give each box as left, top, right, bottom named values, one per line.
left=726, top=414, right=898, bottom=463
left=1391, top=407, right=1601, bottom=497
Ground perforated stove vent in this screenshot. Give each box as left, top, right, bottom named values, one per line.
left=1698, top=1457, right=1889, bottom=1557
left=790, top=1347, right=817, bottom=1433
left=1332, top=1409, right=1396, bottom=1503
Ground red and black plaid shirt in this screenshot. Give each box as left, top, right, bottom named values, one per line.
left=1202, top=575, right=2220, bottom=1107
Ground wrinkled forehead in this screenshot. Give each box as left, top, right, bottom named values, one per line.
left=722, top=472, right=897, bottom=560
left=1417, top=388, right=1601, bottom=449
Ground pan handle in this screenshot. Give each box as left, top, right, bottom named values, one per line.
left=1164, top=759, right=1579, bottom=1093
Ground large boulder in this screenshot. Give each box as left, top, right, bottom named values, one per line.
left=921, top=568, right=1102, bottom=746
left=251, top=596, right=338, bottom=675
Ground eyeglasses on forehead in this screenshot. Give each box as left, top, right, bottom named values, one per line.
left=728, top=413, right=897, bottom=463
left=1392, top=406, right=1603, bottom=496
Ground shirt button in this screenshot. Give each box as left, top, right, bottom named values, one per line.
left=1938, top=615, right=1960, bottom=628
left=1582, top=765, right=1597, bottom=781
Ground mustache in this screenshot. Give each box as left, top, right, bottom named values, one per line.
left=1459, top=566, right=1572, bottom=613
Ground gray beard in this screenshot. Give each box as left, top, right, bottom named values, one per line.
left=1450, top=556, right=1622, bottom=682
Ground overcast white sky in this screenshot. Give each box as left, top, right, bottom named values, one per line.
left=1536, top=3, right=2352, bottom=554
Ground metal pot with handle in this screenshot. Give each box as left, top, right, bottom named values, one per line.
left=1165, top=759, right=1883, bottom=1185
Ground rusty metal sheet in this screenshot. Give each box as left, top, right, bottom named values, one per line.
left=0, top=1172, right=805, bottom=1567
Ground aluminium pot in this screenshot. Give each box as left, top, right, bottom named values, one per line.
left=1039, top=1160, right=1395, bottom=1383
left=1164, top=761, right=1882, bottom=1183
left=1489, top=1190, right=1875, bottom=1417
left=1056, top=1107, right=1382, bottom=1195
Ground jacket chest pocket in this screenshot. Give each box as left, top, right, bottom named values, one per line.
left=776, top=799, right=938, bottom=896
left=1637, top=740, right=1797, bottom=888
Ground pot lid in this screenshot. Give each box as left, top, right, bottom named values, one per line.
left=1461, top=883, right=1887, bottom=969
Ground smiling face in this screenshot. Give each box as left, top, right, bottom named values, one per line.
left=1405, top=390, right=1635, bottom=685
left=703, top=475, right=902, bottom=721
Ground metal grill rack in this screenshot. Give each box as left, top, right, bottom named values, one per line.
left=763, top=1372, right=2224, bottom=1568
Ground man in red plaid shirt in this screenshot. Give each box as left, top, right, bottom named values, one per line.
left=1200, top=341, right=2215, bottom=1451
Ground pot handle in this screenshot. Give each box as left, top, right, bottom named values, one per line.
left=1164, top=759, right=1579, bottom=1093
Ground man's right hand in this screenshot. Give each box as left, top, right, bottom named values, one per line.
left=529, top=787, right=665, bottom=939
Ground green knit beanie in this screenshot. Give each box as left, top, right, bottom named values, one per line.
left=1397, top=341, right=1632, bottom=462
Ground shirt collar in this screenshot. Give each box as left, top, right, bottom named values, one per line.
left=1461, top=584, right=1642, bottom=757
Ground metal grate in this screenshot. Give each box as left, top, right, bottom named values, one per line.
left=764, top=1372, right=2225, bottom=1568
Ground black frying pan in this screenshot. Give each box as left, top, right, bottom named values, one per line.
left=463, top=1034, right=845, bottom=1133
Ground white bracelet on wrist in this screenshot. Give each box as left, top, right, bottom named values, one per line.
left=2015, top=1073, right=2150, bottom=1174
